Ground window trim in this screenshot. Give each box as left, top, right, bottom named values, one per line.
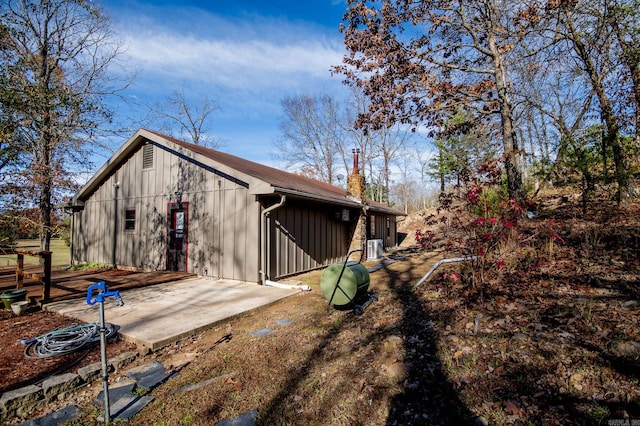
left=124, top=208, right=136, bottom=232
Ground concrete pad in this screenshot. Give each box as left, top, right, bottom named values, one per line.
left=44, top=278, right=302, bottom=351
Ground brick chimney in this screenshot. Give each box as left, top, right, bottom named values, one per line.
left=346, top=148, right=365, bottom=201
left=346, top=148, right=367, bottom=261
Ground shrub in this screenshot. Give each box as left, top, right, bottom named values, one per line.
left=419, top=161, right=539, bottom=300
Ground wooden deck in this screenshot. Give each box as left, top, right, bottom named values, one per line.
left=0, top=266, right=195, bottom=304
left=2, top=247, right=52, bottom=301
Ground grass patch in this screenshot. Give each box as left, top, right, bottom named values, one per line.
left=0, top=239, right=70, bottom=268
left=68, top=262, right=112, bottom=272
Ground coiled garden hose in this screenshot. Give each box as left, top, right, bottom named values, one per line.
left=21, top=323, right=118, bottom=359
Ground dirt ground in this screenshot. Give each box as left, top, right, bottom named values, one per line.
left=2, top=194, right=640, bottom=425
left=0, top=308, right=136, bottom=395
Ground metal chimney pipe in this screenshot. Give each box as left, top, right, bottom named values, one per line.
left=352, top=148, right=360, bottom=175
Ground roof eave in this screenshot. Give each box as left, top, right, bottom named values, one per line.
left=265, top=186, right=405, bottom=216
left=270, top=186, right=362, bottom=209
left=368, top=205, right=407, bottom=216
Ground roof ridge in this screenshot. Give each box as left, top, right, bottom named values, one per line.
left=144, top=129, right=404, bottom=215
left=145, top=129, right=346, bottom=190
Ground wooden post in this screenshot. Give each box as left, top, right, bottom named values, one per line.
left=11, top=248, right=52, bottom=304
left=42, top=251, right=51, bottom=302
left=16, top=254, right=24, bottom=289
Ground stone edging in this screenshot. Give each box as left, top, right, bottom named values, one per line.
left=0, top=351, right=138, bottom=423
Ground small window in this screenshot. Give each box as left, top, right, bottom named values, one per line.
left=125, top=209, right=136, bottom=230
left=142, top=144, right=154, bottom=169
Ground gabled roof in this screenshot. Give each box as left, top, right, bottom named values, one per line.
left=73, top=129, right=405, bottom=216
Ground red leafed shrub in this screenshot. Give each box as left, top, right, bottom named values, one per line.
left=416, top=161, right=558, bottom=298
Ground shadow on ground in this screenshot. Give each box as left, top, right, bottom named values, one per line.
left=253, top=250, right=475, bottom=425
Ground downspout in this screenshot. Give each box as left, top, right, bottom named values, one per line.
left=112, top=181, right=120, bottom=268
left=260, top=195, right=286, bottom=285
left=413, top=256, right=478, bottom=289
left=69, top=208, right=75, bottom=267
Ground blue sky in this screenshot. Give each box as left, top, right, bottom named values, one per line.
left=100, top=0, right=350, bottom=166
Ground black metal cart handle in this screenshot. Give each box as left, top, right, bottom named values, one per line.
left=327, top=249, right=363, bottom=308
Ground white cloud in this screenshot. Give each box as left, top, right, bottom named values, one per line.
left=102, top=2, right=352, bottom=163
left=119, top=14, right=345, bottom=95
left=133, top=35, right=341, bottom=87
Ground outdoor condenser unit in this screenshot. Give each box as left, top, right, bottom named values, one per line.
left=367, top=239, right=383, bottom=261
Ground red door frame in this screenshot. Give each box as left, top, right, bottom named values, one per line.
left=167, top=202, right=189, bottom=272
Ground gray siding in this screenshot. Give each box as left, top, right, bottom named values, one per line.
left=73, top=143, right=260, bottom=282
left=267, top=200, right=357, bottom=279
left=369, top=214, right=398, bottom=248
left=72, top=134, right=402, bottom=284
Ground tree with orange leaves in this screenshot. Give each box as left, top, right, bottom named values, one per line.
left=335, top=0, right=550, bottom=201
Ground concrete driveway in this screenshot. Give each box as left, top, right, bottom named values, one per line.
left=44, top=277, right=307, bottom=352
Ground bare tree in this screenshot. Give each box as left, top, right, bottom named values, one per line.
left=342, top=87, right=415, bottom=205
left=273, top=94, right=343, bottom=184
left=376, top=123, right=411, bottom=205
left=147, top=90, right=221, bottom=148
left=414, top=144, right=433, bottom=209
left=0, top=0, right=131, bottom=250
left=607, top=0, right=640, bottom=147
left=550, top=0, right=634, bottom=200
left=341, top=88, right=378, bottom=180
left=273, top=90, right=413, bottom=205
left=391, top=149, right=418, bottom=213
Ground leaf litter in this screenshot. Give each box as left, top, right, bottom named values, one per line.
left=2, top=194, right=640, bottom=425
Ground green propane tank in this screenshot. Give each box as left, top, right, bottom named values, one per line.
left=320, top=261, right=370, bottom=307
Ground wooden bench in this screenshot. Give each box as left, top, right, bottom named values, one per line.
left=1, top=247, right=52, bottom=304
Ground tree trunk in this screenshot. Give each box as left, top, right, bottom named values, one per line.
left=437, top=139, right=446, bottom=192
left=38, top=142, right=52, bottom=252
left=490, top=35, right=523, bottom=200
left=540, top=112, right=551, bottom=166
left=562, top=8, right=629, bottom=201
left=609, top=7, right=640, bottom=150
left=632, top=66, right=640, bottom=148
left=384, top=153, right=391, bottom=206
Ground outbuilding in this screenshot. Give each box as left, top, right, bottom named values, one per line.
left=69, top=129, right=404, bottom=283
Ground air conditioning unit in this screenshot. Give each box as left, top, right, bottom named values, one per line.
left=367, top=239, right=383, bottom=261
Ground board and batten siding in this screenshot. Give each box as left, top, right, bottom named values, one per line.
left=369, top=214, right=398, bottom=248
left=73, top=142, right=260, bottom=282
left=267, top=200, right=356, bottom=279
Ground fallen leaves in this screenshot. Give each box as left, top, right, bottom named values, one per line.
left=8, top=194, right=640, bottom=425
left=503, top=400, right=524, bottom=417
left=451, top=373, right=471, bottom=387
left=423, top=199, right=640, bottom=423
left=452, top=346, right=473, bottom=362
left=569, top=372, right=585, bottom=391
left=224, top=376, right=243, bottom=392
